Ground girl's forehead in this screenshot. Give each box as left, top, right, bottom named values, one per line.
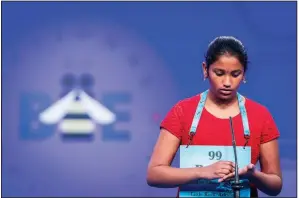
left=210, top=55, right=243, bottom=71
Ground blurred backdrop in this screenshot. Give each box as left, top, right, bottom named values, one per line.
left=2, top=1, right=297, bottom=197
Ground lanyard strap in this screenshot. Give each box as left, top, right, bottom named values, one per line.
left=188, top=90, right=250, bottom=147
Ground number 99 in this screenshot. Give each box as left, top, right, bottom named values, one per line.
left=209, top=151, right=222, bottom=160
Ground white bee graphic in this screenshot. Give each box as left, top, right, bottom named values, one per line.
left=39, top=89, right=116, bottom=135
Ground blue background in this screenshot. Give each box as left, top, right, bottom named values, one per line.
left=2, top=1, right=297, bottom=197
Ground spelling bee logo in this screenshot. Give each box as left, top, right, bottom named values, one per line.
left=38, top=89, right=116, bottom=135
left=19, top=73, right=131, bottom=142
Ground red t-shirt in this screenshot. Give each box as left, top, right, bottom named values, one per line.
left=160, top=93, right=280, bottom=197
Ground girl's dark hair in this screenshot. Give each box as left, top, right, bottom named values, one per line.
left=205, top=36, right=248, bottom=72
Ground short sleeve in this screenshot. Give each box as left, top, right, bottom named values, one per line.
left=260, top=108, right=280, bottom=144
left=160, top=101, right=184, bottom=140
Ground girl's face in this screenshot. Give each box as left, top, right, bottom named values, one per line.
left=203, top=54, right=245, bottom=101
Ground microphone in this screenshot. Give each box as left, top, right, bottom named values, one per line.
left=229, top=117, right=243, bottom=198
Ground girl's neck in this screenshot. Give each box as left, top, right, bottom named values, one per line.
left=206, top=90, right=238, bottom=109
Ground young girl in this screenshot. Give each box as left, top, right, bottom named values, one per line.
left=147, top=36, right=282, bottom=197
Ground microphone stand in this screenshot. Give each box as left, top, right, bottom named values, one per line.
left=229, top=117, right=243, bottom=198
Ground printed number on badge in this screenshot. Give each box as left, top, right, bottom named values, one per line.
left=209, top=151, right=222, bottom=160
